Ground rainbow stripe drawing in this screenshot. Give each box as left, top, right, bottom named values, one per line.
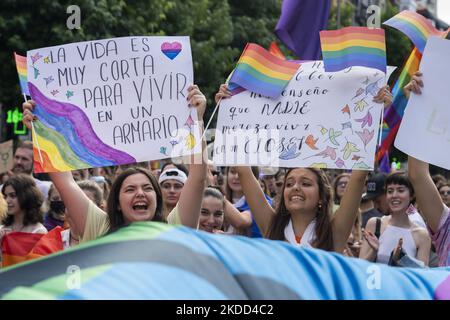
left=320, top=26, right=386, bottom=73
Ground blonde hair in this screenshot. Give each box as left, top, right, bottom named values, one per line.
left=0, top=195, right=6, bottom=221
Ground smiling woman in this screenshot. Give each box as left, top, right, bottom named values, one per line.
left=359, top=172, right=431, bottom=266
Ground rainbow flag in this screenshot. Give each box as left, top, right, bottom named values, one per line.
left=14, top=53, right=29, bottom=96
left=229, top=43, right=300, bottom=98
left=1, top=227, right=63, bottom=267
left=376, top=48, right=421, bottom=162
left=320, top=26, right=386, bottom=73
left=0, top=222, right=449, bottom=299
left=268, top=41, right=286, bottom=60
left=383, top=10, right=445, bottom=53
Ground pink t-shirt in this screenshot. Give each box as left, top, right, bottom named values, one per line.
left=428, top=205, right=450, bottom=267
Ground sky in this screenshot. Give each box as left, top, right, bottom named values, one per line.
left=437, top=0, right=450, bottom=25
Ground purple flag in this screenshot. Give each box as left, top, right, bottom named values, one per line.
left=275, top=0, right=331, bottom=60
left=378, top=152, right=391, bottom=174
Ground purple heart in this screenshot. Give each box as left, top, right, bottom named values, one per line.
left=161, top=42, right=182, bottom=60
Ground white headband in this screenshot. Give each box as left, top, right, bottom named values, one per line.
left=158, top=169, right=187, bottom=185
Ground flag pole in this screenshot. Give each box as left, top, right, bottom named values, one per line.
left=22, top=93, right=44, bottom=165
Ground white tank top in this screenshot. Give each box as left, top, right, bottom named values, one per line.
left=377, top=225, right=417, bottom=264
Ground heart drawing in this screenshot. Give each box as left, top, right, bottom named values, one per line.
left=161, top=42, right=182, bottom=60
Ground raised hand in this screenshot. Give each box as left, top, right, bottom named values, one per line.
left=403, top=71, right=423, bottom=99
left=214, top=84, right=231, bottom=104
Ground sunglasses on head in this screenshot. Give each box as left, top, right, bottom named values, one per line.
left=166, top=171, right=180, bottom=176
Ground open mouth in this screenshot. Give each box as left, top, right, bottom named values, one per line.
left=132, top=203, right=148, bottom=211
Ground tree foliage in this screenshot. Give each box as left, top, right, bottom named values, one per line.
left=0, top=0, right=418, bottom=138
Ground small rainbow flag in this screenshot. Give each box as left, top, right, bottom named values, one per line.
left=320, top=26, right=386, bottom=73
left=383, top=10, right=444, bottom=53
left=14, top=52, right=29, bottom=96
left=229, top=43, right=300, bottom=98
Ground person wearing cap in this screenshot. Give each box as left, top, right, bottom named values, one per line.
left=159, top=169, right=188, bottom=220
left=360, top=173, right=386, bottom=229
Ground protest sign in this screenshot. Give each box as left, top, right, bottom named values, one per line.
left=395, top=37, right=450, bottom=170
left=27, top=36, right=200, bottom=173
left=214, top=61, right=386, bottom=169
left=0, top=140, right=14, bottom=173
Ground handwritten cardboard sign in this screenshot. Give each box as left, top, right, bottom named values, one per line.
left=214, top=61, right=386, bottom=170
left=0, top=140, right=14, bottom=174
left=27, top=36, right=201, bottom=173
left=395, top=37, right=450, bottom=170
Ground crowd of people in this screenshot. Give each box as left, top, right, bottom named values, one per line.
left=0, top=73, right=449, bottom=271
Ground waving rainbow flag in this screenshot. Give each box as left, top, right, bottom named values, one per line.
left=320, top=26, right=386, bottom=73
left=14, top=53, right=29, bottom=96
left=384, top=10, right=445, bottom=53
left=229, top=43, right=300, bottom=98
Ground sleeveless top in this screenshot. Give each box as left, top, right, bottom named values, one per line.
left=377, top=225, right=417, bottom=264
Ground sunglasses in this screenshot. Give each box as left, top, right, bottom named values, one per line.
left=440, top=190, right=450, bottom=196
left=275, top=181, right=284, bottom=187
left=211, top=170, right=220, bottom=176
left=165, top=171, right=180, bottom=176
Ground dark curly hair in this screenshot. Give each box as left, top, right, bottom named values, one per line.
left=1, top=174, right=44, bottom=226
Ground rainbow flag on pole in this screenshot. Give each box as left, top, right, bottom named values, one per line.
left=383, top=10, right=445, bottom=53
left=320, top=26, right=386, bottom=73
left=376, top=47, right=421, bottom=163
left=14, top=52, right=29, bottom=96
left=229, top=43, right=300, bottom=98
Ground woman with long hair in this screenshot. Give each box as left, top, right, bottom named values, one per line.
left=234, top=166, right=367, bottom=252
left=22, top=85, right=208, bottom=242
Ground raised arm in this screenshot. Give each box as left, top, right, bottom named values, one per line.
left=175, top=85, right=208, bottom=228
left=403, top=71, right=444, bottom=232
left=332, top=170, right=368, bottom=253
left=22, top=101, right=91, bottom=237
left=234, top=166, right=275, bottom=236
left=223, top=199, right=253, bottom=229
left=408, top=156, right=444, bottom=232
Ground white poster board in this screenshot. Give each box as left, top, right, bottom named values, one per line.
left=214, top=61, right=387, bottom=169
left=27, top=36, right=200, bottom=173
left=395, top=37, right=450, bottom=170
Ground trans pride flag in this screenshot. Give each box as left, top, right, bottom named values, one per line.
left=0, top=222, right=449, bottom=299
